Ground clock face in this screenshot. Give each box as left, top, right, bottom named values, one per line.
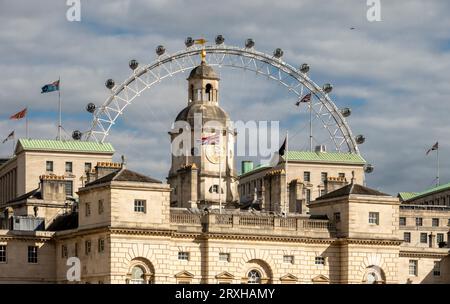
left=205, top=145, right=225, bottom=164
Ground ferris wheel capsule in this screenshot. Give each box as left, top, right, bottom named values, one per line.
left=72, top=130, right=82, bottom=140
left=185, top=37, right=194, bottom=47
left=355, top=135, right=366, bottom=144
left=273, top=48, right=284, bottom=58
left=156, top=45, right=165, bottom=56
left=323, top=83, right=333, bottom=94
left=300, top=63, right=310, bottom=73
left=129, top=59, right=139, bottom=70
left=340, top=107, right=351, bottom=117
left=364, top=164, right=374, bottom=173
left=105, top=79, right=115, bottom=89
left=245, top=38, right=255, bottom=48
left=86, top=103, right=96, bottom=113
left=215, top=35, right=225, bottom=45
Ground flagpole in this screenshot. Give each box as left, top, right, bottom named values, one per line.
left=285, top=131, right=288, bottom=216
left=437, top=144, right=440, bottom=187
left=58, top=76, right=62, bottom=141
left=26, top=116, right=29, bottom=139
left=219, top=130, right=222, bottom=214
left=309, top=103, right=313, bottom=152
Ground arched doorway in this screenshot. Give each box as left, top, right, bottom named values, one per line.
left=126, top=258, right=155, bottom=284
left=362, top=265, right=385, bottom=284
left=242, top=259, right=273, bottom=284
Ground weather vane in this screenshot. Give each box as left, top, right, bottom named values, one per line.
left=194, top=38, right=207, bottom=62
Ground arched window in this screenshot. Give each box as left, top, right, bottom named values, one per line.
left=247, top=269, right=261, bottom=284
left=190, top=84, right=194, bottom=102
left=130, top=266, right=145, bottom=284
left=205, top=83, right=212, bottom=101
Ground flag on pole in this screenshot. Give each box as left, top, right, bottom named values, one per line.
left=2, top=131, right=14, bottom=144
left=426, top=142, right=438, bottom=155
left=278, top=137, right=287, bottom=156
left=295, top=93, right=312, bottom=106
left=9, top=108, right=27, bottom=120
left=194, top=38, right=207, bottom=45
left=41, top=80, right=60, bottom=93
left=197, top=133, right=219, bottom=145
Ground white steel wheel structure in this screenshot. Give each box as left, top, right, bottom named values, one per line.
left=84, top=36, right=364, bottom=155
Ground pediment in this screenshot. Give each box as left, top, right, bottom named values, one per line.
left=280, top=273, right=298, bottom=281
left=312, top=275, right=329, bottom=283
left=175, top=270, right=194, bottom=279
left=215, top=271, right=235, bottom=280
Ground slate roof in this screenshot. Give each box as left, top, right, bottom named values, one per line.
left=46, top=212, right=78, bottom=231
left=316, top=183, right=390, bottom=201
left=85, top=168, right=162, bottom=187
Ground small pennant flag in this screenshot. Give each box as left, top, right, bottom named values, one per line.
left=278, top=137, right=287, bottom=157
left=2, top=131, right=14, bottom=144
left=426, top=142, right=438, bottom=155
left=295, top=93, right=312, bottom=106
left=9, top=108, right=27, bottom=120
left=41, top=80, right=60, bottom=93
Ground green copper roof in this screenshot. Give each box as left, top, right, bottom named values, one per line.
left=403, top=181, right=450, bottom=202
left=398, top=192, right=419, bottom=201
left=17, top=139, right=114, bottom=154
left=283, top=151, right=366, bottom=164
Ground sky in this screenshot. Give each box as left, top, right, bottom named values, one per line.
left=0, top=0, right=449, bottom=195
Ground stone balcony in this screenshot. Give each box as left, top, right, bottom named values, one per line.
left=169, top=209, right=336, bottom=238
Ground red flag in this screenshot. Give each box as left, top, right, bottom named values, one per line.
left=10, top=108, right=27, bottom=120
left=426, top=142, right=438, bottom=155
left=295, top=93, right=312, bottom=106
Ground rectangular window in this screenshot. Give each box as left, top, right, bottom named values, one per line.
left=320, top=189, right=326, bottom=196
left=433, top=261, right=441, bottom=276
left=85, top=241, right=91, bottom=255
left=399, top=217, right=406, bottom=226
left=178, top=252, right=189, bottom=261
left=28, top=246, right=38, bottom=264
left=46, top=161, right=53, bottom=172
left=65, top=162, right=73, bottom=173
left=420, top=233, right=428, bottom=243
left=369, top=212, right=379, bottom=225
left=409, top=260, right=418, bottom=276
left=84, top=162, right=92, bottom=173
left=85, top=203, right=91, bottom=217
left=315, top=256, right=325, bottom=265
left=338, top=173, right=345, bottom=179
left=303, top=172, right=311, bottom=182
left=283, top=255, right=294, bottom=264
left=415, top=217, right=423, bottom=227
left=321, top=172, right=328, bottom=183
left=334, top=212, right=341, bottom=223
left=219, top=252, right=230, bottom=262
left=61, top=245, right=67, bottom=258
left=0, top=245, right=6, bottom=263
left=437, top=233, right=444, bottom=244
left=64, top=181, right=73, bottom=197
left=404, top=232, right=411, bottom=243
left=134, top=199, right=146, bottom=213
left=432, top=218, right=439, bottom=227
left=98, top=199, right=104, bottom=214
left=98, top=239, right=105, bottom=253
left=306, top=189, right=311, bottom=204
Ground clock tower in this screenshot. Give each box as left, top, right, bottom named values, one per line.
left=167, top=57, right=238, bottom=209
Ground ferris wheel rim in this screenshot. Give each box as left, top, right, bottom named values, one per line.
left=85, top=43, right=360, bottom=154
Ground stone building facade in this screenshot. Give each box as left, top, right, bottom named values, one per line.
left=0, top=62, right=449, bottom=284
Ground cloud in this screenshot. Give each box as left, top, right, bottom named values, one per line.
left=0, top=0, right=449, bottom=195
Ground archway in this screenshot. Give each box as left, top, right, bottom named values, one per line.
left=125, top=257, right=155, bottom=284
left=242, top=259, right=273, bottom=284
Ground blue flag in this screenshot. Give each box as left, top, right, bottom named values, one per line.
left=41, top=80, right=60, bottom=93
